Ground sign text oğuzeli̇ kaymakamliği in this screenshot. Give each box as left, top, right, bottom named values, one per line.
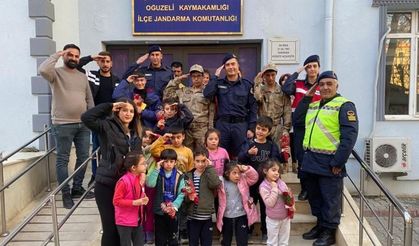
left=133, top=0, right=242, bottom=34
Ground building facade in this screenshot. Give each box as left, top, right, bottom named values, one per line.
left=1, top=0, right=419, bottom=194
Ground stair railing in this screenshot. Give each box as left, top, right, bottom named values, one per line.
left=0, top=147, right=99, bottom=246
left=343, top=150, right=413, bottom=246
left=0, top=125, right=54, bottom=237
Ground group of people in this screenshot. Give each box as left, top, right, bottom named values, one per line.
left=38, top=43, right=359, bottom=246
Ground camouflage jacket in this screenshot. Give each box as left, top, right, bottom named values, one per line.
left=254, top=76, right=292, bottom=133
left=165, top=77, right=215, bottom=127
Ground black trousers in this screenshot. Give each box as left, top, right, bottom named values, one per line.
left=250, top=181, right=267, bottom=235
left=305, top=172, right=343, bottom=229
left=95, top=182, right=120, bottom=246
left=222, top=215, right=248, bottom=246
left=187, top=219, right=213, bottom=246
left=117, top=225, right=144, bottom=246
left=155, top=214, right=179, bottom=246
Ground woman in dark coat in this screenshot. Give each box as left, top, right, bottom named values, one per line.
left=81, top=98, right=142, bottom=246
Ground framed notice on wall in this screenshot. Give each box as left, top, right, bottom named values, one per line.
left=268, top=38, right=299, bottom=64
left=132, top=0, right=243, bottom=35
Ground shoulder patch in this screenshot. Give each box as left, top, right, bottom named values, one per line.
left=347, top=110, right=357, bottom=121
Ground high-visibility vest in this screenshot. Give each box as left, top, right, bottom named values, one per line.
left=303, top=96, right=350, bottom=154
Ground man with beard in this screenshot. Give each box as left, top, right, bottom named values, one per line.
left=204, top=53, right=257, bottom=158
left=77, top=51, right=120, bottom=186
left=123, top=45, right=172, bottom=99
left=39, top=44, right=95, bottom=209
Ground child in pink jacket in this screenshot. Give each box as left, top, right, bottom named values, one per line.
left=113, top=151, right=149, bottom=246
left=217, top=160, right=259, bottom=246
left=259, top=160, right=294, bottom=246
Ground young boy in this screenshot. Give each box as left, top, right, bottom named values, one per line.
left=146, top=149, right=185, bottom=246
left=164, top=64, right=215, bottom=152
left=149, top=127, right=194, bottom=242
left=238, top=116, right=287, bottom=241
left=184, top=146, right=221, bottom=246
left=150, top=127, right=194, bottom=174
left=112, top=70, right=162, bottom=128
left=153, top=97, right=194, bottom=135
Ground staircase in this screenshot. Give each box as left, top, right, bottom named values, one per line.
left=211, top=172, right=317, bottom=245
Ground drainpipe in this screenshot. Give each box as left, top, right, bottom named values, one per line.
left=324, top=0, right=334, bottom=70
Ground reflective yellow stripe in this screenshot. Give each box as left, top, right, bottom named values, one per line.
left=315, top=119, right=339, bottom=147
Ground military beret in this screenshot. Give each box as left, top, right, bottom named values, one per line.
left=317, top=70, right=338, bottom=82
left=222, top=53, right=238, bottom=65
left=304, top=55, right=320, bottom=66
left=148, top=45, right=162, bottom=54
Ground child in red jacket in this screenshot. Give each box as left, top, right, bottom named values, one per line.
left=113, top=151, right=149, bottom=246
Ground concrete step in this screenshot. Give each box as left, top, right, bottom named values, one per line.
left=210, top=235, right=314, bottom=245
left=282, top=172, right=302, bottom=195
left=295, top=195, right=311, bottom=215
left=290, top=213, right=317, bottom=236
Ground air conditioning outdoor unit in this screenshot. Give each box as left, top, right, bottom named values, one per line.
left=364, top=137, right=410, bottom=173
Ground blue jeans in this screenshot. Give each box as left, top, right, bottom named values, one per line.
left=51, top=123, right=90, bottom=194
left=91, top=131, right=100, bottom=177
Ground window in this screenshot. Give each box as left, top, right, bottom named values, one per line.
left=385, top=11, right=419, bottom=118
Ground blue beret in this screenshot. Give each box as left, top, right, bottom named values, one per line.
left=317, top=70, right=338, bottom=82
left=304, top=55, right=320, bottom=66
left=148, top=45, right=162, bottom=54
left=222, top=53, right=238, bottom=65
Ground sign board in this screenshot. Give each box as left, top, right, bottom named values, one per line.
left=268, top=38, right=299, bottom=64
left=132, top=0, right=243, bottom=35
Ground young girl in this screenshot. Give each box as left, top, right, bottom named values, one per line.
left=113, top=151, right=149, bottom=246
left=217, top=160, right=259, bottom=246
left=259, top=160, right=294, bottom=246
left=205, top=128, right=229, bottom=177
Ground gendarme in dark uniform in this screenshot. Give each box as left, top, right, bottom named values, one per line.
left=203, top=53, right=258, bottom=158
left=293, top=71, right=358, bottom=246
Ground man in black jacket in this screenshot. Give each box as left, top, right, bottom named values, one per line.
left=77, top=51, right=120, bottom=186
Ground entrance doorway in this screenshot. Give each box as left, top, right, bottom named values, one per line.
left=106, top=42, right=262, bottom=80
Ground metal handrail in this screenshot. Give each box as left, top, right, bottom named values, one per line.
left=0, top=125, right=53, bottom=236
left=350, top=150, right=413, bottom=246
left=0, top=148, right=99, bottom=246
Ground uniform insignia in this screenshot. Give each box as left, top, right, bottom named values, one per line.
left=347, top=110, right=357, bottom=121
left=218, top=85, right=227, bottom=89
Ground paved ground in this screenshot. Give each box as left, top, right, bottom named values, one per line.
left=352, top=196, right=419, bottom=246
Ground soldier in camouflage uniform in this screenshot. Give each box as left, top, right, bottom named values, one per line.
left=254, top=63, right=292, bottom=145
left=164, top=64, right=215, bottom=151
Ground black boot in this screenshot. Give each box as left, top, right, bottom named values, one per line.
left=298, top=189, right=308, bottom=201
left=62, top=193, right=74, bottom=209
left=302, top=224, right=323, bottom=240
left=313, top=228, right=336, bottom=246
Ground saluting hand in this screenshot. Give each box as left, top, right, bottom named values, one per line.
left=305, top=82, right=318, bottom=97
left=112, top=102, right=128, bottom=111
left=215, top=65, right=224, bottom=77
left=91, top=54, right=107, bottom=61
left=136, top=53, right=149, bottom=64
left=297, top=64, right=309, bottom=73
